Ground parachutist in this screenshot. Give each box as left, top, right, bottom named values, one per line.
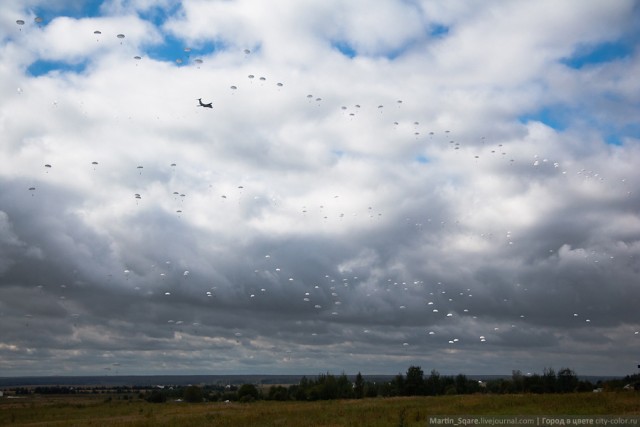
left=197, top=98, right=213, bottom=108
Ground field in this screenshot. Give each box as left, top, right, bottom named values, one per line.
left=1, top=392, right=639, bottom=427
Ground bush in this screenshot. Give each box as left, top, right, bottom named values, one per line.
left=183, top=386, right=204, bottom=403
left=238, top=384, right=260, bottom=401
left=268, top=385, right=289, bottom=401
left=146, top=390, right=167, bottom=403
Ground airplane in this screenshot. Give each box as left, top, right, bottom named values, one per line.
left=197, top=98, right=213, bottom=108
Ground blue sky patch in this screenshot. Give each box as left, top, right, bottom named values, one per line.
left=31, top=0, right=103, bottom=21
left=332, top=41, right=357, bottom=58
left=27, top=59, right=88, bottom=77
left=604, top=122, right=640, bottom=146
left=415, top=155, right=429, bottom=164
left=331, top=38, right=423, bottom=60
left=143, top=35, right=222, bottom=65
left=518, top=106, right=569, bottom=131
left=429, top=23, right=449, bottom=38
left=520, top=104, right=639, bottom=146
left=561, top=39, right=633, bottom=69
left=138, top=3, right=181, bottom=27
left=605, top=134, right=623, bottom=146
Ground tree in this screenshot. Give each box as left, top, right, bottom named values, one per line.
left=542, top=368, right=556, bottom=393
left=290, top=376, right=310, bottom=401
left=237, top=384, right=260, bottom=402
left=425, top=369, right=441, bottom=395
left=267, top=385, right=288, bottom=401
left=364, top=381, right=378, bottom=398
left=183, top=385, right=204, bottom=403
left=354, top=372, right=365, bottom=399
left=404, top=366, right=425, bottom=396
left=314, top=373, right=338, bottom=400
left=512, top=370, right=524, bottom=393
left=146, top=389, right=167, bottom=403
left=524, top=373, right=544, bottom=393
left=486, top=378, right=512, bottom=394
left=336, top=373, right=353, bottom=399
left=455, top=374, right=469, bottom=394
left=556, top=368, right=578, bottom=393
left=390, top=373, right=405, bottom=396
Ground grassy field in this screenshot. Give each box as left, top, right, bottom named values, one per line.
left=1, top=392, right=639, bottom=427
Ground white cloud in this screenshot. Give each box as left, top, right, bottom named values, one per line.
left=0, top=0, right=639, bottom=376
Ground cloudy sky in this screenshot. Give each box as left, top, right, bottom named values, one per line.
left=1, top=0, right=639, bottom=377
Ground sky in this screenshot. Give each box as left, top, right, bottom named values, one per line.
left=1, top=0, right=639, bottom=378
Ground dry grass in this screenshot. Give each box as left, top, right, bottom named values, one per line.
left=1, top=392, right=639, bottom=426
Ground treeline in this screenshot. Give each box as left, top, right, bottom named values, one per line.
left=143, top=367, right=640, bottom=402
left=6, top=368, right=639, bottom=402
left=484, top=368, right=593, bottom=394
left=266, top=367, right=640, bottom=401
left=268, top=367, right=596, bottom=400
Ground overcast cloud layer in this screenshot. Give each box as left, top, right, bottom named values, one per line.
left=1, top=0, right=639, bottom=377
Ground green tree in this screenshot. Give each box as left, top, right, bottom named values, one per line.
left=404, top=366, right=425, bottom=396
left=146, top=389, right=167, bottom=403
left=556, top=368, right=578, bottom=393
left=425, top=369, right=441, bottom=395
left=485, top=378, right=512, bottom=394
left=336, top=373, right=353, bottom=399
left=183, top=385, right=204, bottom=403
left=542, top=368, right=556, bottom=393
left=317, top=373, right=338, bottom=400
left=267, top=385, right=288, bottom=401
left=354, top=372, right=365, bottom=399
left=524, top=373, right=544, bottom=393
left=512, top=369, right=524, bottom=393
left=237, top=384, right=260, bottom=402
left=364, top=381, right=378, bottom=397
left=296, top=376, right=310, bottom=400
left=390, top=373, right=405, bottom=396
left=455, top=374, right=469, bottom=394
